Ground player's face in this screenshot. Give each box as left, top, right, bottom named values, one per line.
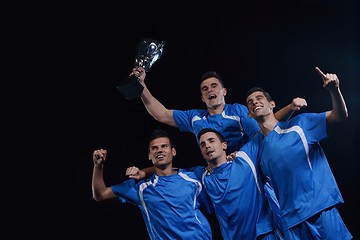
left=148, top=137, right=176, bottom=166
left=200, top=78, right=226, bottom=108
left=199, top=132, right=226, bottom=161
left=246, top=91, right=274, bottom=120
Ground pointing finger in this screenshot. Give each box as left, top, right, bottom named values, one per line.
left=315, top=66, right=326, bottom=79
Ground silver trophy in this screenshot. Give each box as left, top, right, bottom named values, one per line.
left=117, top=38, right=165, bottom=100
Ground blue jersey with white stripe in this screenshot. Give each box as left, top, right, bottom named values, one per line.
left=186, top=140, right=277, bottom=240
left=256, top=112, right=344, bottom=230
left=173, top=103, right=259, bottom=154
left=111, top=172, right=212, bottom=240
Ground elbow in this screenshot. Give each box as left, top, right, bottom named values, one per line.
left=331, top=111, right=348, bottom=122
left=340, top=112, right=349, bottom=121
left=340, top=111, right=349, bottom=121
left=93, top=194, right=105, bottom=202
left=92, top=190, right=105, bottom=202
left=153, top=115, right=162, bottom=122
left=339, top=107, right=349, bottom=121
left=92, top=194, right=101, bottom=202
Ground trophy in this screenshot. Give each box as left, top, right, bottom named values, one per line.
left=117, top=38, right=165, bottom=100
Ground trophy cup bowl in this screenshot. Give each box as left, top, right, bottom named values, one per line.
left=117, top=38, right=165, bottom=100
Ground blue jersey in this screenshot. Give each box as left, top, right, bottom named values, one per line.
left=173, top=103, right=259, bottom=154
left=186, top=140, right=278, bottom=240
left=256, top=112, right=344, bottom=230
left=111, top=172, right=212, bottom=240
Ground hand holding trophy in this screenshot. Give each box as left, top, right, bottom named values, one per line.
left=117, top=38, right=165, bottom=100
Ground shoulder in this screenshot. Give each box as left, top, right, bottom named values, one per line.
left=225, top=103, right=249, bottom=114
left=178, top=171, right=203, bottom=182
left=179, top=166, right=205, bottom=179
left=174, top=108, right=208, bottom=116
left=226, top=103, right=247, bottom=108
left=179, top=166, right=205, bottom=173
left=287, top=112, right=325, bottom=123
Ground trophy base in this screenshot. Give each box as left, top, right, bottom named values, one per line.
left=116, top=75, right=144, bottom=100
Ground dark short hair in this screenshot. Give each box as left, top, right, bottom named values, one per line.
left=148, top=129, right=175, bottom=149
left=200, top=71, right=225, bottom=88
left=197, top=128, right=226, bottom=143
left=245, top=87, right=273, bottom=102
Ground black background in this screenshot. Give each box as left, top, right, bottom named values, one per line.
left=17, top=1, right=359, bottom=239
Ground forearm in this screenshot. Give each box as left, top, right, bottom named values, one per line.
left=274, top=104, right=294, bottom=121
left=275, top=97, right=307, bottom=121
left=140, top=84, right=176, bottom=126
left=92, top=165, right=108, bottom=201
left=327, top=88, right=348, bottom=122
left=140, top=166, right=156, bottom=178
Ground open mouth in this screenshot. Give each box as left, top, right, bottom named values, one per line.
left=253, top=106, right=262, bottom=112
left=206, top=150, right=215, bottom=155
left=156, top=154, right=165, bottom=159
left=209, top=94, right=216, bottom=100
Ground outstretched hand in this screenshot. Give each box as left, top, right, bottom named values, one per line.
left=315, top=67, right=340, bottom=90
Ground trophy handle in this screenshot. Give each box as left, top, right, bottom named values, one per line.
left=116, top=75, right=144, bottom=100
left=117, top=38, right=165, bottom=100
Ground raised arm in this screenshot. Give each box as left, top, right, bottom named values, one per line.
left=315, top=67, right=348, bottom=123
left=130, top=67, right=176, bottom=127
left=92, top=149, right=116, bottom=201
left=274, top=97, right=308, bottom=121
